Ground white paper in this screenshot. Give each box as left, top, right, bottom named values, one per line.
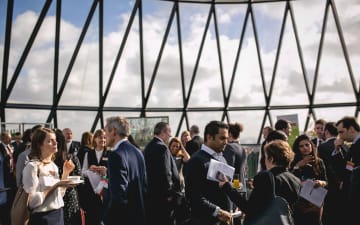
left=207, top=159, right=235, bottom=182
left=84, top=170, right=101, bottom=191
left=299, top=179, right=328, bottom=208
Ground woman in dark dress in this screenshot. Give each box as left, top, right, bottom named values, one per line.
left=77, top=131, right=93, bottom=168
left=291, top=134, right=328, bottom=225
left=81, top=129, right=109, bottom=225
left=168, top=137, right=190, bottom=191
left=54, top=129, right=83, bottom=225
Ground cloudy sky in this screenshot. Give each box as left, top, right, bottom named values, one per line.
left=0, top=0, right=359, bottom=143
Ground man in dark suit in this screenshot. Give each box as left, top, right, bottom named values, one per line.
left=335, top=116, right=360, bottom=224
left=311, top=119, right=326, bottom=147
left=185, top=121, right=232, bottom=225
left=223, top=122, right=246, bottom=188
left=63, top=128, right=81, bottom=155
left=318, top=122, right=346, bottom=225
left=185, top=124, right=204, bottom=156
left=0, top=131, right=17, bottom=225
left=104, top=116, right=147, bottom=225
left=144, top=121, right=181, bottom=225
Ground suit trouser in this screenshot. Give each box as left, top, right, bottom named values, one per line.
left=146, top=200, right=175, bottom=225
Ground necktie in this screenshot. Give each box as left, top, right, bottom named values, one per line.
left=5, top=145, right=14, bottom=172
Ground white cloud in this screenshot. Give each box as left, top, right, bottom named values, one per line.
left=1, top=0, right=359, bottom=142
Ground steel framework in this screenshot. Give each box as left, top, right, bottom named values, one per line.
left=0, top=0, right=359, bottom=143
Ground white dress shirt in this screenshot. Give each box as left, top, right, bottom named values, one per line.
left=22, top=160, right=66, bottom=213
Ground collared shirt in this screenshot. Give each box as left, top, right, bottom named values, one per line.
left=353, top=134, right=360, bottom=144
left=201, top=144, right=227, bottom=163
left=111, top=138, right=128, bottom=151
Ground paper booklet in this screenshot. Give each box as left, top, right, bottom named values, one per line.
left=207, top=159, right=235, bottom=182
left=84, top=170, right=101, bottom=190
left=299, top=179, right=328, bottom=208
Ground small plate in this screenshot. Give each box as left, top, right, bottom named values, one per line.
left=68, top=180, right=84, bottom=185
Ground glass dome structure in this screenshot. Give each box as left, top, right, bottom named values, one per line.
left=0, top=0, right=359, bottom=143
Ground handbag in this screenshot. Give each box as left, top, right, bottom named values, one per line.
left=10, top=186, right=30, bottom=225
left=243, top=171, right=295, bottom=225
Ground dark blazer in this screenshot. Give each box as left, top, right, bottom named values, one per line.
left=318, top=137, right=344, bottom=192
left=144, top=137, right=180, bottom=225
left=68, top=141, right=81, bottom=155
left=76, top=146, right=91, bottom=167
left=335, top=139, right=360, bottom=194
left=349, top=166, right=360, bottom=225
left=311, top=137, right=324, bottom=147
left=318, top=138, right=347, bottom=225
left=0, top=144, right=16, bottom=202
left=222, top=167, right=301, bottom=221
left=223, top=142, right=247, bottom=185
left=345, top=139, right=360, bottom=167
left=185, top=150, right=232, bottom=225
left=106, top=140, right=147, bottom=225
left=144, top=137, right=180, bottom=199
left=185, top=135, right=203, bottom=156
left=336, top=138, right=360, bottom=224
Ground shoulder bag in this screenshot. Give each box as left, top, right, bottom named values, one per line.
left=10, top=185, right=30, bottom=225
left=243, top=171, right=295, bottom=225
left=11, top=161, right=39, bottom=225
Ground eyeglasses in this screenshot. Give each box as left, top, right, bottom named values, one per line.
left=299, top=143, right=311, bottom=148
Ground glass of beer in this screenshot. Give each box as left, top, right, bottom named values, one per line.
left=233, top=173, right=240, bottom=189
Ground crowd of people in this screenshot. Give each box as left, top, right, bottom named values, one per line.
left=0, top=115, right=359, bottom=225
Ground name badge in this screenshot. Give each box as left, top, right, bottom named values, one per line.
left=102, top=157, right=108, bottom=161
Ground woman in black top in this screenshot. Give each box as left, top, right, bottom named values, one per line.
left=291, top=134, right=327, bottom=225
left=81, top=129, right=109, bottom=225
left=53, top=129, right=83, bottom=225
left=220, top=140, right=301, bottom=222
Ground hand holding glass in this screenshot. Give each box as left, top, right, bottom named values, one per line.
left=233, top=173, right=241, bottom=189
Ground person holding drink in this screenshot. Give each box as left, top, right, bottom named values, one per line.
left=223, top=123, right=246, bottom=193
left=22, top=127, right=78, bottom=225
left=219, top=140, right=301, bottom=224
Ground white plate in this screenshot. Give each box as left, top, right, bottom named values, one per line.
left=68, top=180, right=84, bottom=184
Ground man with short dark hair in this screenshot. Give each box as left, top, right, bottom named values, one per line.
left=318, top=122, right=346, bottom=225
left=144, top=121, right=180, bottom=225
left=312, top=119, right=326, bottom=147
left=274, top=119, right=292, bottom=137
left=335, top=116, right=360, bottom=225
left=185, top=124, right=204, bottom=156
left=185, top=120, right=232, bottom=225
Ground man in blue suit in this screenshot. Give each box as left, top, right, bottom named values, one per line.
left=104, top=116, right=147, bottom=225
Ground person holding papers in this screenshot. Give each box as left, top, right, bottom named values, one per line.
left=291, top=134, right=328, bottom=225
left=219, top=140, right=301, bottom=224
left=81, top=129, right=109, bottom=225
left=185, top=120, right=232, bottom=225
